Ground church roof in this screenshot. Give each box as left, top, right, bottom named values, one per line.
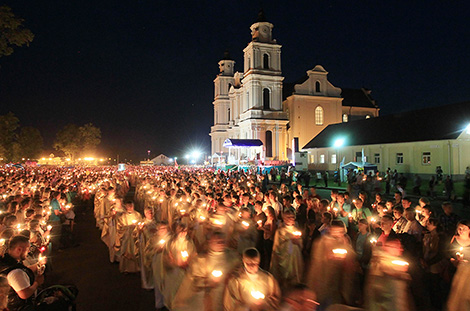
left=302, top=101, right=470, bottom=149
left=341, top=88, right=378, bottom=108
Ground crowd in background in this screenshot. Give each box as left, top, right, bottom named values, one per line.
left=0, top=165, right=468, bottom=311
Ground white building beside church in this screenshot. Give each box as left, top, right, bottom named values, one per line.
left=210, top=11, right=379, bottom=165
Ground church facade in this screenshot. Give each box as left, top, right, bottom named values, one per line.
left=210, top=12, right=379, bottom=165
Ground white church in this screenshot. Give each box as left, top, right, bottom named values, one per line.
left=210, top=11, right=379, bottom=166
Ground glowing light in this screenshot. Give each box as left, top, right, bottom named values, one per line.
left=158, top=239, right=166, bottom=245
left=211, top=270, right=223, bottom=278
left=333, top=138, right=345, bottom=148
left=391, top=260, right=409, bottom=266
left=251, top=290, right=265, bottom=300
left=241, top=221, right=250, bottom=228
left=332, top=248, right=348, bottom=255
left=292, top=231, right=302, bottom=237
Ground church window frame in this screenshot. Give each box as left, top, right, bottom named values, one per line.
left=263, top=88, right=270, bottom=110
left=315, top=81, right=321, bottom=93
left=263, top=53, right=270, bottom=69
left=315, top=106, right=324, bottom=125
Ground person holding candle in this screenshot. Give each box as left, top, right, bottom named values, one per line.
left=145, top=221, right=171, bottom=311
left=365, top=215, right=413, bottom=311
left=270, top=211, right=303, bottom=291
left=137, top=207, right=157, bottom=290
left=115, top=200, right=142, bottom=273
left=234, top=207, right=258, bottom=255
left=223, top=248, right=280, bottom=311
left=447, top=219, right=470, bottom=310
left=306, top=220, right=358, bottom=309
left=173, top=231, right=241, bottom=311
left=162, top=222, right=196, bottom=309
left=0, top=235, right=45, bottom=311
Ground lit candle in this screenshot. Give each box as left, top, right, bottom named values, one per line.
left=0, top=239, right=5, bottom=246
left=370, top=237, right=377, bottom=244
left=211, top=270, right=223, bottom=278
left=332, top=248, right=348, bottom=255
left=158, top=239, right=166, bottom=245
left=391, top=260, right=409, bottom=267
left=251, top=290, right=265, bottom=300
left=199, top=216, right=206, bottom=221
left=241, top=221, right=250, bottom=228
left=131, top=219, right=137, bottom=225
left=181, top=250, right=189, bottom=261
left=456, top=247, right=464, bottom=259
left=47, top=225, right=52, bottom=231
left=257, top=220, right=262, bottom=226
left=292, top=231, right=302, bottom=237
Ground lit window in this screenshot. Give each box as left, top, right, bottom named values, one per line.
left=396, top=153, right=404, bottom=164
left=320, top=154, right=325, bottom=163
left=309, top=155, right=315, bottom=163
left=374, top=153, right=380, bottom=164
left=422, top=152, right=431, bottom=165
left=331, top=154, right=337, bottom=164
left=315, top=106, right=324, bottom=125
left=342, top=114, right=348, bottom=122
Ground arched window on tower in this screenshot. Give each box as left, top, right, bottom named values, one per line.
left=263, top=88, right=270, bottom=110
left=263, top=54, right=269, bottom=69
left=315, top=106, right=324, bottom=125
left=315, top=81, right=321, bottom=93
left=228, top=83, right=232, bottom=92
left=265, top=130, right=273, bottom=158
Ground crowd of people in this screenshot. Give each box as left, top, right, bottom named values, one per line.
left=93, top=166, right=469, bottom=311
left=0, top=165, right=469, bottom=311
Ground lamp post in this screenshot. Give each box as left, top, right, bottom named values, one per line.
left=333, top=138, right=345, bottom=186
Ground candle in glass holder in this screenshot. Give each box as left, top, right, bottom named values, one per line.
left=292, top=231, right=302, bottom=237
left=47, top=225, right=52, bottom=231
left=0, top=239, right=5, bottom=246
left=181, top=250, right=189, bottom=261
left=241, top=221, right=250, bottom=228
left=332, top=248, right=348, bottom=259
left=158, top=239, right=166, bottom=245
left=370, top=237, right=377, bottom=244
left=131, top=219, right=138, bottom=225
left=257, top=220, right=262, bottom=226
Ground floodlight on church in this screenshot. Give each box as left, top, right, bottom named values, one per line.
left=333, top=138, right=345, bottom=148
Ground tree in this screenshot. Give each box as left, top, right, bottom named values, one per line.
left=17, top=126, right=43, bottom=159
left=54, top=123, right=101, bottom=160
left=79, top=123, right=101, bottom=154
left=0, top=112, right=19, bottom=160
left=0, top=6, right=34, bottom=58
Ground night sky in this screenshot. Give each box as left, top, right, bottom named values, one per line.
left=1, top=1, right=469, bottom=162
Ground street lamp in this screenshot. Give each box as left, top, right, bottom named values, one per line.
left=333, top=138, right=345, bottom=185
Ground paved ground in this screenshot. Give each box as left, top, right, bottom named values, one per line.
left=43, top=204, right=155, bottom=311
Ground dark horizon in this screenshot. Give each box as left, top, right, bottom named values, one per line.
left=1, top=1, right=469, bottom=162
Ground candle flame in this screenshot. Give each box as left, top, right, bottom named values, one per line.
left=391, top=260, right=409, bottom=266
left=181, top=250, right=189, bottom=259
left=251, top=290, right=265, bottom=300
left=211, top=270, right=223, bottom=278
left=292, top=231, right=302, bottom=237
left=242, top=221, right=249, bottom=228
left=332, top=248, right=348, bottom=255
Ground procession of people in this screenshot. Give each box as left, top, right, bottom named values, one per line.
left=0, top=164, right=469, bottom=310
